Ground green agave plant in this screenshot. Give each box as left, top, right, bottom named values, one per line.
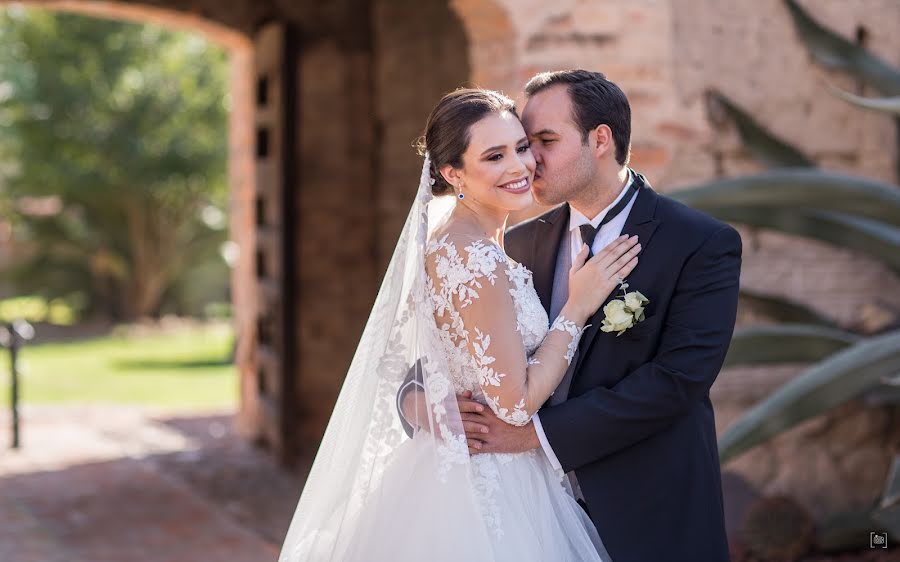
left=811, top=455, right=900, bottom=550
left=783, top=0, right=900, bottom=96
left=674, top=170, right=900, bottom=273
left=738, top=289, right=835, bottom=328
left=706, top=89, right=814, bottom=168
left=673, top=0, right=900, bottom=550
left=717, top=329, right=900, bottom=463
left=825, top=83, right=900, bottom=116
left=723, top=324, right=860, bottom=368
left=784, top=0, right=900, bottom=156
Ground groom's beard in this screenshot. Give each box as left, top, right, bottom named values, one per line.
left=533, top=158, right=595, bottom=207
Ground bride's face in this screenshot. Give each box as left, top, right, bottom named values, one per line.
left=440, top=111, right=536, bottom=213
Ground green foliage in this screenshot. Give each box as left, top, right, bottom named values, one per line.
left=673, top=168, right=900, bottom=224
left=0, top=294, right=77, bottom=324
left=724, top=325, right=860, bottom=368
left=783, top=0, right=900, bottom=96
left=5, top=322, right=237, bottom=408
left=718, top=329, right=900, bottom=464
left=737, top=289, right=836, bottom=328
left=825, top=84, right=900, bottom=116
left=671, top=169, right=900, bottom=273
left=815, top=508, right=882, bottom=551
left=706, top=90, right=814, bottom=168
left=0, top=8, right=230, bottom=321
left=703, top=6, right=900, bottom=550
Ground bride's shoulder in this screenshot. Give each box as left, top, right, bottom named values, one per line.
left=427, top=226, right=502, bottom=258
left=425, top=227, right=509, bottom=279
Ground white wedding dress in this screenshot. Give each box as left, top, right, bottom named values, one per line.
left=278, top=158, right=611, bottom=562
left=338, top=233, right=610, bottom=562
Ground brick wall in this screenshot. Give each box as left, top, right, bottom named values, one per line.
left=373, top=0, right=470, bottom=272
left=283, top=0, right=472, bottom=451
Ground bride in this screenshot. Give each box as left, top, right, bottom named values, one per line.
left=278, top=88, right=640, bottom=561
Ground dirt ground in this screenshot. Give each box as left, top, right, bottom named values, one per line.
left=1, top=404, right=896, bottom=562
left=0, top=404, right=308, bottom=562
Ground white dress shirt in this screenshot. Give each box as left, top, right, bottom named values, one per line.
left=532, top=171, right=638, bottom=471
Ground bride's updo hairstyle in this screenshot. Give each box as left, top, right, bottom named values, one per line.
left=416, top=88, right=518, bottom=196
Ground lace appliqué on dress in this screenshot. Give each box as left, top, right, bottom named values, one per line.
left=424, top=235, right=573, bottom=539
left=549, top=316, right=588, bottom=366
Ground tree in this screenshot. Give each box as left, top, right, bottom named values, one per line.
left=0, top=7, right=229, bottom=321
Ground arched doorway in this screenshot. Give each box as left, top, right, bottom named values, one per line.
left=1, top=0, right=499, bottom=467
left=253, top=0, right=474, bottom=465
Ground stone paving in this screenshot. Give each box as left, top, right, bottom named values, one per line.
left=0, top=405, right=309, bottom=562
left=3, top=405, right=896, bottom=562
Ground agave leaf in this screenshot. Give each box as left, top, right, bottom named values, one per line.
left=672, top=169, right=900, bottom=225
left=739, top=289, right=836, bottom=327
left=704, top=206, right=900, bottom=273
left=881, top=454, right=900, bottom=509
left=725, top=324, right=860, bottom=367
left=815, top=508, right=881, bottom=552
left=707, top=90, right=814, bottom=168
left=784, top=0, right=900, bottom=96
left=818, top=461, right=900, bottom=548
left=862, top=385, right=900, bottom=407
left=718, top=329, right=900, bottom=464
left=872, top=502, right=900, bottom=541
left=826, top=83, right=900, bottom=116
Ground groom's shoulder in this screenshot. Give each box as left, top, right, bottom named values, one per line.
left=653, top=191, right=741, bottom=248
left=506, top=205, right=565, bottom=241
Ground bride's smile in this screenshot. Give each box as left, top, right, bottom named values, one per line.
left=497, top=176, right=530, bottom=194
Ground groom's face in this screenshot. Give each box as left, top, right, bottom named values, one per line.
left=521, top=85, right=596, bottom=206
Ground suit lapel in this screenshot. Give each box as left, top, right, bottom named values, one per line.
left=574, top=171, right=661, bottom=371
left=532, top=204, right=569, bottom=316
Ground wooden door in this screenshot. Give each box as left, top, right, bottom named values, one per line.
left=252, top=21, right=298, bottom=464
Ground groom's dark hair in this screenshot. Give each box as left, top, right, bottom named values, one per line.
left=525, top=70, right=631, bottom=166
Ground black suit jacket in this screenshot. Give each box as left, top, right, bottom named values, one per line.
left=504, top=172, right=740, bottom=562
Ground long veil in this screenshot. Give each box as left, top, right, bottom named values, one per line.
left=278, top=156, right=490, bottom=561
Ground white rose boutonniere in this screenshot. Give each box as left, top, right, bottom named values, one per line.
left=600, top=279, right=649, bottom=336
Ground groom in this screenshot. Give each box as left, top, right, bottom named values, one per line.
left=467, top=70, right=738, bottom=561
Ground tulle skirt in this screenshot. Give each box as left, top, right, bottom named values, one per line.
left=319, top=431, right=612, bottom=562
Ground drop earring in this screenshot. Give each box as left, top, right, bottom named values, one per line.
left=457, top=183, right=465, bottom=200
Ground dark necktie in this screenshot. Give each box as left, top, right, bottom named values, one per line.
left=578, top=179, right=639, bottom=258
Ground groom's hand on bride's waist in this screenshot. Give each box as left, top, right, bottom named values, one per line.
left=458, top=392, right=541, bottom=455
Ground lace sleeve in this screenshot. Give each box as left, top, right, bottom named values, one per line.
left=426, top=234, right=586, bottom=426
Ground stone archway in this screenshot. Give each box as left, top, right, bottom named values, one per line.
left=451, top=0, right=518, bottom=95
left=18, top=0, right=249, bottom=44
left=0, top=0, right=509, bottom=465
left=0, top=0, right=264, bottom=451
left=287, top=0, right=475, bottom=462
left=371, top=0, right=472, bottom=267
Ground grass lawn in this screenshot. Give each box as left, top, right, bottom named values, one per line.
left=2, top=322, right=238, bottom=410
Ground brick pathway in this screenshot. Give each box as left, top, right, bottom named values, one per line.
left=0, top=405, right=309, bottom=562
left=5, top=406, right=894, bottom=562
